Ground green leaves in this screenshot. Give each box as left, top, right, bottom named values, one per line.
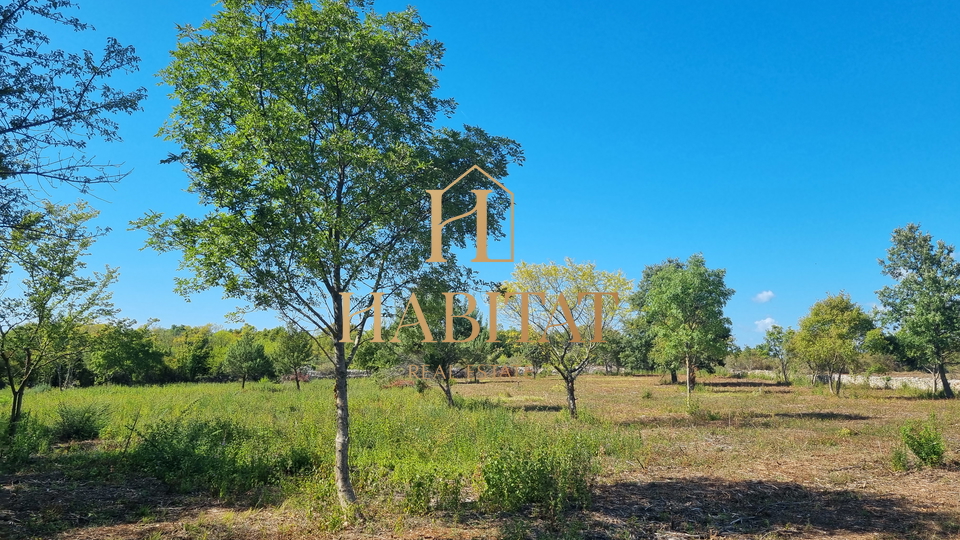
left=141, top=0, right=523, bottom=351
left=788, top=292, right=872, bottom=394
left=640, top=254, right=734, bottom=375
left=877, top=224, right=960, bottom=368
left=0, top=0, right=145, bottom=226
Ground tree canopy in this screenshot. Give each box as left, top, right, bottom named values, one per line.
left=877, top=223, right=960, bottom=397
left=0, top=0, right=145, bottom=230
left=640, top=254, right=733, bottom=403
left=135, top=0, right=522, bottom=510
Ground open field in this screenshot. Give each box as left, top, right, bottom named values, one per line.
left=2, top=374, right=960, bottom=539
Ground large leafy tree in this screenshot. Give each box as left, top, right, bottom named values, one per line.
left=0, top=0, right=145, bottom=229
left=641, top=254, right=733, bottom=403
left=787, top=293, right=873, bottom=396
left=627, top=258, right=684, bottom=381
left=136, top=0, right=521, bottom=510
left=0, top=202, right=117, bottom=436
left=877, top=224, right=960, bottom=398
left=501, top=258, right=632, bottom=418
left=87, top=320, right=167, bottom=385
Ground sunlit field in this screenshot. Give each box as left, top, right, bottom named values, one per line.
left=2, top=373, right=959, bottom=539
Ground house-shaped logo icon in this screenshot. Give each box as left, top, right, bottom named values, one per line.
left=425, top=165, right=515, bottom=263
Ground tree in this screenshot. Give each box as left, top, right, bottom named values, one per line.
left=627, top=258, right=684, bottom=382
left=169, top=325, right=213, bottom=381
left=0, top=0, right=145, bottom=230
left=135, top=0, right=522, bottom=511
left=760, top=325, right=792, bottom=384
left=641, top=254, right=734, bottom=404
left=273, top=324, right=315, bottom=390
left=501, top=258, right=632, bottom=418
left=222, top=329, right=271, bottom=388
left=594, top=328, right=627, bottom=374
left=787, top=293, right=873, bottom=396
left=87, top=320, right=166, bottom=384
left=0, top=202, right=117, bottom=436
left=877, top=224, right=960, bottom=398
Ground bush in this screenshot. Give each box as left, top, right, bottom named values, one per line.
left=0, top=413, right=50, bottom=470
left=51, top=402, right=110, bottom=442
left=131, top=415, right=319, bottom=497
left=481, top=437, right=597, bottom=517
left=900, top=414, right=946, bottom=467
left=891, top=446, right=910, bottom=471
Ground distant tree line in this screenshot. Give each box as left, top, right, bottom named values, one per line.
left=2, top=322, right=323, bottom=390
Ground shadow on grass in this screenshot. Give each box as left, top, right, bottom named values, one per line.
left=513, top=404, right=565, bottom=413
left=616, top=409, right=871, bottom=429
left=580, top=476, right=959, bottom=539
left=702, top=380, right=778, bottom=388
left=771, top=411, right=870, bottom=421
left=0, top=447, right=230, bottom=540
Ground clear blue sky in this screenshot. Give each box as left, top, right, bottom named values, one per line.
left=39, top=0, right=960, bottom=345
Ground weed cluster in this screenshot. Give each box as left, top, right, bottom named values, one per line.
left=51, top=402, right=109, bottom=443
left=897, top=414, right=946, bottom=468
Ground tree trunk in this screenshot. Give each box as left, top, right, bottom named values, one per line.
left=685, top=355, right=692, bottom=404
left=333, top=342, right=358, bottom=510
left=438, top=367, right=455, bottom=407
left=294, top=368, right=301, bottom=391
left=780, top=359, right=790, bottom=384
left=831, top=371, right=842, bottom=395
left=7, top=387, right=25, bottom=438
left=670, top=370, right=678, bottom=384
left=565, top=376, right=578, bottom=418
left=938, top=363, right=954, bottom=398
left=241, top=374, right=246, bottom=389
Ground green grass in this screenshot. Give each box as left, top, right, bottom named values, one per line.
left=0, top=379, right=643, bottom=519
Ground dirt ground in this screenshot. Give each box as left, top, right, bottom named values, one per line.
left=3, top=374, right=960, bottom=540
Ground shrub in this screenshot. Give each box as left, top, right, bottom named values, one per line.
left=131, top=416, right=317, bottom=497
left=51, top=402, right=110, bottom=442
left=0, top=413, right=50, bottom=470
left=900, top=414, right=946, bottom=467
left=891, top=446, right=910, bottom=471
left=481, top=437, right=597, bottom=517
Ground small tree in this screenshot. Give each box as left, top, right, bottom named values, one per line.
left=0, top=202, right=117, bottom=436
left=641, top=254, right=734, bottom=404
left=760, top=325, right=792, bottom=384
left=788, top=293, right=873, bottom=395
left=222, top=329, right=271, bottom=388
left=501, top=258, right=632, bottom=418
left=273, top=325, right=315, bottom=390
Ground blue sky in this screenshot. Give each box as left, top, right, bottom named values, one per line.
left=34, top=0, right=960, bottom=345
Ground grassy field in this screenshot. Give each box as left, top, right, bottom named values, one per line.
left=2, top=373, right=960, bottom=539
